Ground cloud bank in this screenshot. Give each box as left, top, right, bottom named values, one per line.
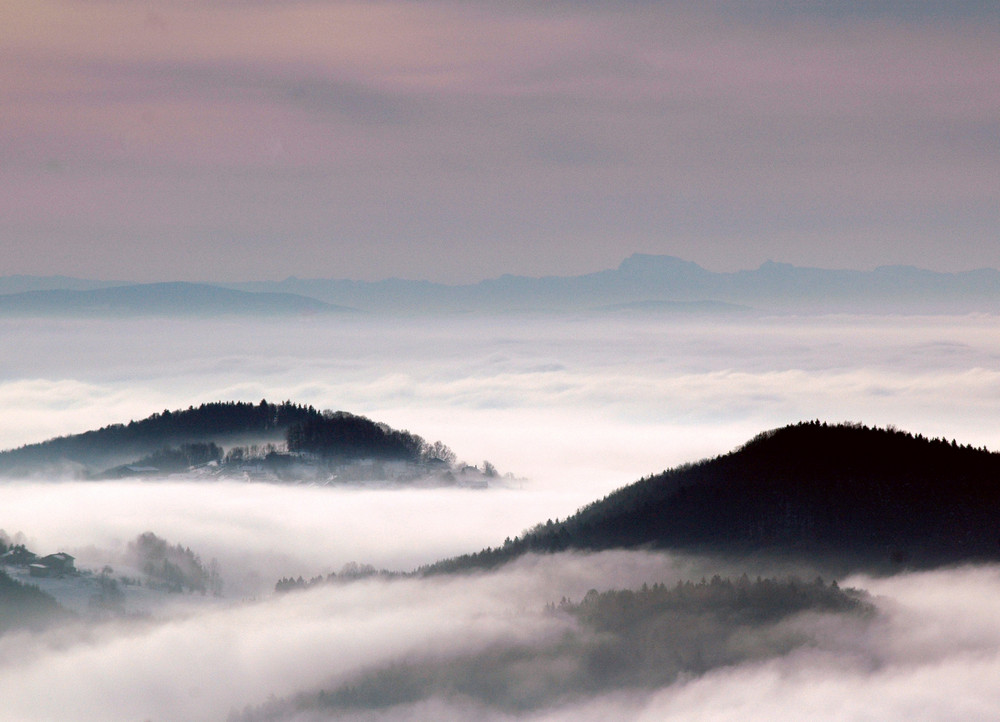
left=2, top=313, right=998, bottom=497
left=2, top=552, right=1000, bottom=722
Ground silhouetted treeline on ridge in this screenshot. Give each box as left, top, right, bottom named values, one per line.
left=0, top=400, right=465, bottom=482
left=0, top=400, right=318, bottom=475
left=424, top=421, right=1000, bottom=574
left=287, top=412, right=425, bottom=463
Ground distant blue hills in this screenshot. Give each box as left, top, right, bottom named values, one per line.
left=0, top=282, right=352, bottom=317
left=3, top=255, right=1000, bottom=315
left=230, top=254, right=1000, bottom=313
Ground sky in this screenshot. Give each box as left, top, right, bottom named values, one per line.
left=2, top=0, right=998, bottom=283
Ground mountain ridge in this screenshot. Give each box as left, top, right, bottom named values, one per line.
left=424, top=421, right=1000, bottom=575
left=5, top=255, right=1000, bottom=314
left=231, top=254, right=1000, bottom=313
left=0, top=282, right=355, bottom=317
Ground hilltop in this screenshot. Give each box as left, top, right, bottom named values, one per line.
left=426, top=422, right=1000, bottom=574
left=0, top=400, right=317, bottom=476
left=0, top=400, right=489, bottom=485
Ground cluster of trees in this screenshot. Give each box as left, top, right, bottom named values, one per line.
left=223, top=443, right=281, bottom=465
left=230, top=575, right=872, bottom=721
left=125, top=532, right=222, bottom=595
left=0, top=531, right=35, bottom=565
left=559, top=573, right=868, bottom=628
left=541, top=574, right=872, bottom=694
left=285, top=410, right=454, bottom=465
left=0, top=544, right=37, bottom=566
left=88, top=566, right=126, bottom=616
left=274, top=575, right=330, bottom=593
left=274, top=562, right=395, bottom=593
left=110, top=400, right=319, bottom=437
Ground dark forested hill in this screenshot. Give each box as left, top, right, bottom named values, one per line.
left=0, top=400, right=322, bottom=476
left=0, top=401, right=467, bottom=483
left=427, top=422, right=1000, bottom=573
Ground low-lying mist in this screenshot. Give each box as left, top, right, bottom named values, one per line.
left=2, top=552, right=1000, bottom=721
left=2, top=313, right=999, bottom=497
left=0, top=480, right=565, bottom=595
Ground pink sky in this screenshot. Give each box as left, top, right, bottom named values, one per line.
left=2, top=1, right=998, bottom=282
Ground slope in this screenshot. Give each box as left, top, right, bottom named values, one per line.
left=428, top=422, right=1000, bottom=573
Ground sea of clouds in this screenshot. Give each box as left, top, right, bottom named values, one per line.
left=2, top=312, right=999, bottom=489
left=2, top=311, right=1000, bottom=719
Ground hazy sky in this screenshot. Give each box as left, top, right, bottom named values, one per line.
left=3, top=1, right=997, bottom=282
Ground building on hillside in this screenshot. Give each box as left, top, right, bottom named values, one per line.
left=28, top=552, right=76, bottom=578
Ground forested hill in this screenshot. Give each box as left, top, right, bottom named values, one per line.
left=0, top=401, right=473, bottom=484
left=0, top=401, right=321, bottom=476
left=427, top=422, right=1000, bottom=574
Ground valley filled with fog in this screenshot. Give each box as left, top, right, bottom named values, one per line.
left=2, top=311, right=1000, bottom=721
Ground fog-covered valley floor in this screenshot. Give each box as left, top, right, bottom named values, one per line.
left=2, top=312, right=1000, bottom=720
left=3, top=552, right=1000, bottom=722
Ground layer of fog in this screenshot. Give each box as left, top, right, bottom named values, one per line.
left=4, top=312, right=999, bottom=585
left=2, top=552, right=1000, bottom=722
left=0, top=480, right=573, bottom=595
left=3, top=312, right=1000, bottom=719
left=2, top=313, right=1000, bottom=499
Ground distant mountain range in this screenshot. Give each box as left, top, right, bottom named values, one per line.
left=229, top=254, right=1000, bottom=313
left=427, top=421, right=1000, bottom=575
left=0, top=282, right=352, bottom=317
left=3, top=255, right=1000, bottom=314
